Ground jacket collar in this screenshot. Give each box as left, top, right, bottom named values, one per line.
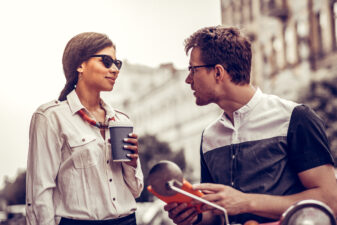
left=66, top=90, right=116, bottom=118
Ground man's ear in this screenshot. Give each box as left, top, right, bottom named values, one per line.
left=214, top=64, right=226, bottom=81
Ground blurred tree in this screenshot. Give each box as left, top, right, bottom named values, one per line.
left=136, top=134, right=187, bottom=202
left=0, top=171, right=26, bottom=205
left=299, top=76, right=337, bottom=162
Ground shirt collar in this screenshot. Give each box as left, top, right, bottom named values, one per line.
left=66, top=90, right=116, bottom=118
left=236, top=87, right=262, bottom=114
left=100, top=98, right=116, bottom=118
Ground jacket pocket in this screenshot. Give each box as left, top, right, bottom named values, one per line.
left=68, top=136, right=98, bottom=169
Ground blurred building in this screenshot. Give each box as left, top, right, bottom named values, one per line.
left=221, top=0, right=337, bottom=100
left=107, top=0, right=337, bottom=182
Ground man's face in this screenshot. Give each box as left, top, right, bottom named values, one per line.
left=185, top=47, right=217, bottom=106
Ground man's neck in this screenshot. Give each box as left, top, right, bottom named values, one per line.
left=218, top=85, right=256, bottom=124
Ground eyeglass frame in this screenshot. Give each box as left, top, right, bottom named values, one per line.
left=188, top=64, right=216, bottom=74
left=90, top=54, right=122, bottom=70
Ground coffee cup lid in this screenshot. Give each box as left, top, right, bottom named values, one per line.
left=108, top=120, right=133, bottom=127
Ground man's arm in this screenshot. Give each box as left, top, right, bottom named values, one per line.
left=194, top=164, right=337, bottom=219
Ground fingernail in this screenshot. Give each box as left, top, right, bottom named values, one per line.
left=123, top=138, right=128, bottom=141
left=128, top=133, right=133, bottom=137
left=124, top=145, right=128, bottom=148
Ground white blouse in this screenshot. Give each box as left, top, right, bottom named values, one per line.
left=26, top=90, right=143, bottom=225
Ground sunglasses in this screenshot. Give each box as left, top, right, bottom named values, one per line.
left=90, top=55, right=122, bottom=70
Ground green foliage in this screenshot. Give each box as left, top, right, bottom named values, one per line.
left=0, top=171, right=26, bottom=205
left=136, top=134, right=186, bottom=202
left=299, top=76, right=337, bottom=162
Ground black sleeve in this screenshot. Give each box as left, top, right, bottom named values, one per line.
left=200, top=131, right=214, bottom=183
left=287, top=105, right=334, bottom=173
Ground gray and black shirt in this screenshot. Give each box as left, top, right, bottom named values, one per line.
left=200, top=88, right=334, bottom=223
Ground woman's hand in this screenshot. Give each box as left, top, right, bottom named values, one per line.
left=123, top=133, right=139, bottom=168
left=164, top=202, right=199, bottom=225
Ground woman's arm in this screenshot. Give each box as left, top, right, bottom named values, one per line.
left=26, top=112, right=62, bottom=225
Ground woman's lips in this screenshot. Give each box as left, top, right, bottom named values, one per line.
left=105, top=77, right=115, bottom=83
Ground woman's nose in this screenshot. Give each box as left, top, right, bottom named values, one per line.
left=109, top=64, right=119, bottom=73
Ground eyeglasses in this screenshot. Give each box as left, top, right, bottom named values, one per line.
left=188, top=64, right=215, bottom=74
left=90, top=55, right=122, bottom=70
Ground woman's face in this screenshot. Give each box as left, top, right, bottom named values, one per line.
left=77, top=46, right=120, bottom=92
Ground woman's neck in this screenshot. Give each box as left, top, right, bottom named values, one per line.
left=75, top=86, right=101, bottom=112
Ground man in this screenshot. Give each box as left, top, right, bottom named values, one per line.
left=164, top=26, right=337, bottom=224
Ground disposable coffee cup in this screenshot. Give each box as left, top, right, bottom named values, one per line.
left=109, top=120, right=134, bottom=162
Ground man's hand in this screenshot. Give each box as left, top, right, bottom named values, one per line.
left=164, top=202, right=199, bottom=225
left=192, top=183, right=249, bottom=216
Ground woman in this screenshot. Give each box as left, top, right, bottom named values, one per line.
left=26, top=32, right=143, bottom=225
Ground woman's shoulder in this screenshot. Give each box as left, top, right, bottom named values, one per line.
left=35, top=99, right=67, bottom=114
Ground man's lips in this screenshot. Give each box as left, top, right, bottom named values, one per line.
left=192, top=90, right=197, bottom=96
left=191, top=87, right=195, bottom=94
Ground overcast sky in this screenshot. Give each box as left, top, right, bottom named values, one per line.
left=0, top=0, right=221, bottom=185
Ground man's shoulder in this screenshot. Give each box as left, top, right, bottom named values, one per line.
left=291, top=104, right=315, bottom=116
left=289, top=104, right=324, bottom=126
left=261, top=92, right=299, bottom=110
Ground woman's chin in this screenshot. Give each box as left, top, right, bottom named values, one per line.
left=101, top=85, right=114, bottom=92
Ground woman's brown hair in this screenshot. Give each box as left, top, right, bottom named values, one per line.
left=58, top=32, right=115, bottom=101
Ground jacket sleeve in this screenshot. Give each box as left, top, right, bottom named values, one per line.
left=122, top=159, right=144, bottom=198
left=26, top=112, right=62, bottom=225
